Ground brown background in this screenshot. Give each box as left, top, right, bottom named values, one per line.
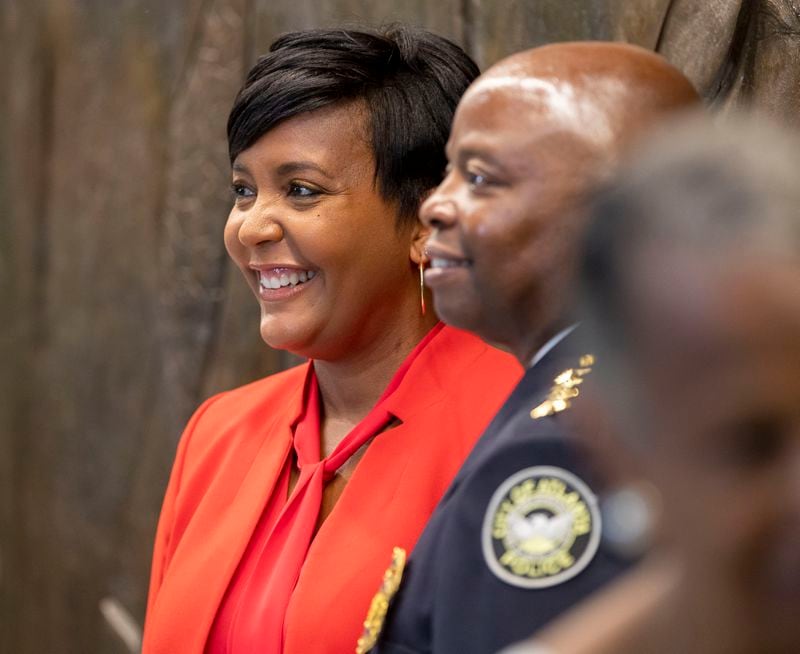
left=1, top=1, right=797, bottom=652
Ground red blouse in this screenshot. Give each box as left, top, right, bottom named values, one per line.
left=143, top=325, right=521, bottom=654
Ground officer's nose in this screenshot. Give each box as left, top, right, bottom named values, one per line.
left=421, top=175, right=460, bottom=231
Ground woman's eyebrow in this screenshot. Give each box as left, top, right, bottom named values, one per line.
left=231, top=160, right=335, bottom=180
left=275, top=161, right=334, bottom=179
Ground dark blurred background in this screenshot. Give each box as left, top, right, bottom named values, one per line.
left=1, top=0, right=797, bottom=652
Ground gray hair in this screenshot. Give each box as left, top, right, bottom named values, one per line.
left=578, top=112, right=800, bottom=442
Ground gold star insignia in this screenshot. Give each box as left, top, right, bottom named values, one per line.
left=530, top=354, right=595, bottom=419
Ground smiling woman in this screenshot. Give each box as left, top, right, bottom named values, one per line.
left=140, top=26, right=521, bottom=654
left=225, top=101, right=422, bottom=361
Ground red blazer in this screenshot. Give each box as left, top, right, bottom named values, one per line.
left=143, top=325, right=521, bottom=654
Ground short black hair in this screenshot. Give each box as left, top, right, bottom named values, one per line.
left=227, top=26, right=480, bottom=227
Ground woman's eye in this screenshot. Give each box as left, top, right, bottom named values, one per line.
left=288, top=182, right=321, bottom=199
left=231, top=183, right=255, bottom=200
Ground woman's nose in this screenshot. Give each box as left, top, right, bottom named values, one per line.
left=235, top=204, right=285, bottom=248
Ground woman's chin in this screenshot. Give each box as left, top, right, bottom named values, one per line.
left=260, top=333, right=304, bottom=355
left=259, top=318, right=328, bottom=359
left=259, top=312, right=365, bottom=362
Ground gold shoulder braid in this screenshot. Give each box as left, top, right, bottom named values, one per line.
left=355, top=546, right=407, bottom=654
left=530, top=354, right=595, bottom=419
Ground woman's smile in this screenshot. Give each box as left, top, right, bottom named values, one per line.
left=251, top=265, right=319, bottom=301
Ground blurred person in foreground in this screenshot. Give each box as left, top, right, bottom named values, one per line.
left=505, top=116, right=800, bottom=654
left=365, top=42, right=699, bottom=654
left=142, top=27, right=522, bottom=654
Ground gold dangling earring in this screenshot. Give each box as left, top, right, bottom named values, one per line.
left=419, top=256, right=426, bottom=316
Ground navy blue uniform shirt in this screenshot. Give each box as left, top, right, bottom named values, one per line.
left=371, top=332, right=631, bottom=654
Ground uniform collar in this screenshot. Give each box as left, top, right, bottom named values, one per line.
left=528, top=324, right=579, bottom=369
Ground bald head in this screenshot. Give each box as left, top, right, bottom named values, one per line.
left=470, top=42, right=699, bottom=163
left=421, top=41, right=699, bottom=361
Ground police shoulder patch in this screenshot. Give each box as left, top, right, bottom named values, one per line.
left=482, top=466, right=601, bottom=589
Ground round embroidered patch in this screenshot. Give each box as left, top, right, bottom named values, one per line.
left=482, top=466, right=601, bottom=588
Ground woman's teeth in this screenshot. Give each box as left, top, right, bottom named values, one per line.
left=259, top=270, right=316, bottom=289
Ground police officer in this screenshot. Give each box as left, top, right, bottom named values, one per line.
left=360, top=42, right=700, bottom=654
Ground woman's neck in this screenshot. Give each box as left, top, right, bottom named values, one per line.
left=313, top=309, right=438, bottom=437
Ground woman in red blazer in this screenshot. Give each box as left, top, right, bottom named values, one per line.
left=142, top=26, right=521, bottom=654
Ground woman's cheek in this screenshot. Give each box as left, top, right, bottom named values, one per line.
left=224, top=216, right=245, bottom=261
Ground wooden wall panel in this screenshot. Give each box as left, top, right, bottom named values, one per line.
left=657, top=0, right=800, bottom=127
left=1, top=1, right=798, bottom=652
left=466, top=0, right=673, bottom=69
left=606, top=0, right=673, bottom=49
left=747, top=0, right=800, bottom=127
left=1, top=0, right=275, bottom=651
left=467, top=0, right=617, bottom=68
left=4, top=1, right=176, bottom=650
left=2, top=3, right=58, bottom=651
left=248, top=0, right=466, bottom=61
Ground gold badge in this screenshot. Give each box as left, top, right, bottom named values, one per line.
left=530, top=354, right=595, bottom=419
left=355, top=546, right=407, bottom=654
left=482, top=466, right=601, bottom=589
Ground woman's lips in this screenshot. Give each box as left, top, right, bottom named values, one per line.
left=258, top=268, right=316, bottom=289
left=251, top=266, right=317, bottom=301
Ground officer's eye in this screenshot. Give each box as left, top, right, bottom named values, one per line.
left=467, top=173, right=486, bottom=187
left=464, top=163, right=497, bottom=192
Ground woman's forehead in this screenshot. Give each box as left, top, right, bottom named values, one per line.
left=234, top=103, right=372, bottom=170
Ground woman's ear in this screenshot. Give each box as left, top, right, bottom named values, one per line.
left=409, top=188, right=436, bottom=265
left=409, top=220, right=432, bottom=265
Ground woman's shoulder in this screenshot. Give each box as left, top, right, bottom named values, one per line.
left=181, top=362, right=309, bottom=443
left=429, top=325, right=522, bottom=377
left=397, top=325, right=522, bottom=426
left=210, top=361, right=310, bottom=409
left=167, top=363, right=309, bottom=490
